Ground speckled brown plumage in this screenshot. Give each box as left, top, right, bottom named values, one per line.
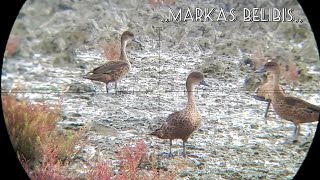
left=256, top=61, right=320, bottom=141
left=84, top=31, right=141, bottom=93
left=150, top=71, right=210, bottom=157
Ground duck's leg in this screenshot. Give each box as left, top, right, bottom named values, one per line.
left=168, top=140, right=174, bottom=158
left=263, top=100, right=271, bottom=123
left=114, top=82, right=118, bottom=95
left=115, top=82, right=118, bottom=92
left=293, top=123, right=300, bottom=142
left=182, top=141, right=186, bottom=157
left=105, top=83, right=109, bottom=94
left=297, top=124, right=301, bottom=135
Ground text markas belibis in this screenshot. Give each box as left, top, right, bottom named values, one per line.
left=166, top=8, right=295, bottom=22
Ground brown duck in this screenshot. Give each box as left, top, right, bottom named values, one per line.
left=150, top=71, right=210, bottom=157
left=246, top=57, right=285, bottom=120
left=253, top=72, right=285, bottom=120
left=255, top=61, right=320, bottom=141
left=84, top=31, right=142, bottom=93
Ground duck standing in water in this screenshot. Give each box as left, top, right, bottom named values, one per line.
left=84, top=31, right=142, bottom=93
left=255, top=61, right=320, bottom=141
left=150, top=71, right=210, bottom=157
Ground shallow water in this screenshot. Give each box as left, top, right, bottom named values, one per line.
left=2, top=0, right=320, bottom=179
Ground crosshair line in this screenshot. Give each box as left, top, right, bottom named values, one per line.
left=2, top=89, right=320, bottom=94
left=156, top=26, right=163, bottom=116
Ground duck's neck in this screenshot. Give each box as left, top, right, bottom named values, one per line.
left=272, top=73, right=285, bottom=98
left=120, top=39, right=129, bottom=61
left=186, top=83, right=197, bottom=111
left=266, top=74, right=273, bottom=82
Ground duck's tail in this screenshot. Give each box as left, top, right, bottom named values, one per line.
left=308, top=105, right=320, bottom=113
left=83, top=73, right=105, bottom=81
left=307, top=105, right=320, bottom=122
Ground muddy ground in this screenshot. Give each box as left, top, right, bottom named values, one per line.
left=2, top=0, right=320, bottom=179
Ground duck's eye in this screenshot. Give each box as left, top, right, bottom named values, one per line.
left=285, top=65, right=289, bottom=71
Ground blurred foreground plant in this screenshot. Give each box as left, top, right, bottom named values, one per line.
left=2, top=93, right=83, bottom=179
left=87, top=140, right=177, bottom=180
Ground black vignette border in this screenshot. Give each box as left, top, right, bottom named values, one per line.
left=295, top=0, right=320, bottom=179
left=0, top=0, right=29, bottom=179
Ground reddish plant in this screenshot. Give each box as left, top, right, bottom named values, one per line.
left=2, top=92, right=83, bottom=180
left=163, top=0, right=176, bottom=6
left=87, top=161, right=113, bottom=180
left=2, top=94, right=61, bottom=161
left=86, top=140, right=177, bottom=180
left=250, top=47, right=300, bottom=89
left=103, top=40, right=121, bottom=61
left=31, top=140, right=66, bottom=180
left=250, top=46, right=268, bottom=70
left=115, top=140, right=177, bottom=180
left=116, top=140, right=148, bottom=180
left=280, top=61, right=300, bottom=89
left=21, top=139, right=75, bottom=180
left=5, top=37, right=20, bottom=57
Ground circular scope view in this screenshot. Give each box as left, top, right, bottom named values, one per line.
left=2, top=0, right=320, bottom=179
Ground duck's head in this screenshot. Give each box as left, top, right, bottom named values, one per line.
left=121, top=31, right=142, bottom=47
left=255, top=60, right=281, bottom=75
left=187, top=71, right=210, bottom=87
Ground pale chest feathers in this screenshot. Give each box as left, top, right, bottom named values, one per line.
left=181, top=109, right=202, bottom=127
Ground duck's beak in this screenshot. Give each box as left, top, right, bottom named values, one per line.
left=252, top=95, right=270, bottom=102
left=199, top=80, right=210, bottom=87
left=242, top=58, right=254, bottom=68
left=255, top=66, right=267, bottom=73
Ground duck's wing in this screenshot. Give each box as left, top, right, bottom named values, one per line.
left=165, top=111, right=182, bottom=123
left=150, top=112, right=182, bottom=138
left=89, top=61, right=128, bottom=74
left=150, top=111, right=180, bottom=134
left=165, top=110, right=193, bottom=128
left=284, top=96, right=320, bottom=113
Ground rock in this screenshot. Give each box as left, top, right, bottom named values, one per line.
left=53, top=52, right=76, bottom=66
left=68, top=81, right=95, bottom=94
left=59, top=121, right=84, bottom=130
left=90, top=124, right=118, bottom=137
